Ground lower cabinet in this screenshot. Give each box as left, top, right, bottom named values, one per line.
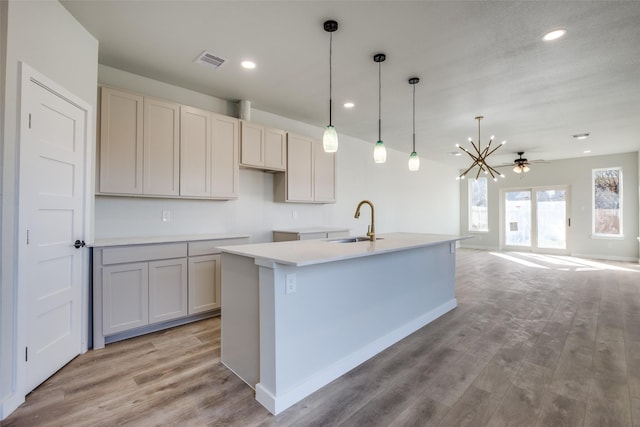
left=149, top=258, right=188, bottom=324
left=102, top=262, right=149, bottom=335
left=102, top=257, right=187, bottom=335
left=188, top=254, right=221, bottom=314
left=93, top=236, right=248, bottom=348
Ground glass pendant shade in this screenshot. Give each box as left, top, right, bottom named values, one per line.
left=323, top=125, right=338, bottom=152
left=513, top=165, right=522, bottom=173
left=408, top=151, right=420, bottom=171
left=374, top=140, right=387, bottom=163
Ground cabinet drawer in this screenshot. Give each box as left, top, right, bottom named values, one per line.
left=298, top=232, right=328, bottom=240
left=102, top=243, right=187, bottom=265
left=188, top=238, right=248, bottom=256
left=327, top=231, right=349, bottom=239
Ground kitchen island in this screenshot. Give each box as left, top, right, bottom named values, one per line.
left=219, top=232, right=468, bottom=415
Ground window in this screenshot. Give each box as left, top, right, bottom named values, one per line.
left=592, top=167, right=623, bottom=237
left=469, top=177, right=488, bottom=232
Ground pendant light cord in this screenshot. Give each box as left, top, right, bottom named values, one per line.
left=378, top=61, right=382, bottom=141
left=412, top=84, right=416, bottom=152
left=329, top=32, right=333, bottom=127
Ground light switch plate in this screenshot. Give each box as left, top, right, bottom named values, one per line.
left=162, top=210, right=171, bottom=222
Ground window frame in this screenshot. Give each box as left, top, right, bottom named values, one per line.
left=591, top=166, right=623, bottom=239
left=468, top=177, right=489, bottom=233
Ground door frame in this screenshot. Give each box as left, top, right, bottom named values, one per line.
left=15, top=62, right=93, bottom=400
left=499, top=184, right=571, bottom=255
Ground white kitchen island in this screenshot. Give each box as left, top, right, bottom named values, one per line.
left=218, top=232, right=468, bottom=415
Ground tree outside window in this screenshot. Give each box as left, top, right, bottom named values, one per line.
left=592, top=167, right=623, bottom=237
left=469, top=177, right=488, bottom=232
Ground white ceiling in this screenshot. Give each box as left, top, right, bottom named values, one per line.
left=61, top=1, right=640, bottom=168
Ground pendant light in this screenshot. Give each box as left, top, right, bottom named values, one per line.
left=373, top=53, right=387, bottom=163
left=322, top=20, right=339, bottom=153
left=408, top=77, right=420, bottom=171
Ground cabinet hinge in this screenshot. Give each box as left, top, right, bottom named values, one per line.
left=28, top=113, right=32, bottom=129
left=568, top=218, right=571, bottom=227
left=27, top=229, right=30, bottom=245
left=25, top=347, right=28, bottom=362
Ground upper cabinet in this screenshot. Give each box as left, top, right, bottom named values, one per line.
left=143, top=97, right=180, bottom=196
left=180, top=105, right=211, bottom=197
left=274, top=133, right=336, bottom=203
left=98, top=86, right=238, bottom=200
left=313, top=140, right=337, bottom=203
left=211, top=114, right=239, bottom=198
left=240, top=121, right=286, bottom=171
left=99, top=87, right=144, bottom=194
left=180, top=106, right=239, bottom=199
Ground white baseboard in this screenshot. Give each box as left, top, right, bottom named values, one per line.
left=459, top=244, right=500, bottom=251
left=255, top=298, right=458, bottom=415
left=1, top=392, right=25, bottom=421
left=571, top=252, right=639, bottom=263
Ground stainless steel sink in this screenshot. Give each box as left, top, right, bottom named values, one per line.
left=328, top=237, right=384, bottom=243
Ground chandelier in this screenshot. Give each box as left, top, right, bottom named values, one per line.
left=456, top=116, right=506, bottom=181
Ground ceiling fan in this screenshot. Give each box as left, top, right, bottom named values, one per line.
left=496, top=152, right=547, bottom=174
left=512, top=152, right=530, bottom=174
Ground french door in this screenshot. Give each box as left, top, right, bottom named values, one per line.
left=501, top=186, right=571, bottom=254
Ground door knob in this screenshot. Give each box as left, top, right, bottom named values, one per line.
left=73, top=240, right=86, bottom=249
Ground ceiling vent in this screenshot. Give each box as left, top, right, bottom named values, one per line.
left=194, top=51, right=226, bottom=69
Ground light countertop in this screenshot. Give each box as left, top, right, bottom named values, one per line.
left=91, top=233, right=250, bottom=248
left=219, top=232, right=471, bottom=267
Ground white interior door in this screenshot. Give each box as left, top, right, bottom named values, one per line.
left=19, top=66, right=88, bottom=393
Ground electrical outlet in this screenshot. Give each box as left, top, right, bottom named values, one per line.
left=286, top=274, right=297, bottom=295
left=162, top=210, right=171, bottom=222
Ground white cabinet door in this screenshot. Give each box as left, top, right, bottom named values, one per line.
left=188, top=254, right=221, bottom=314
left=285, top=133, right=314, bottom=202
left=99, top=87, right=143, bottom=194
left=148, top=258, right=188, bottom=324
left=143, top=97, right=180, bottom=196
left=180, top=105, right=211, bottom=197
left=211, top=113, right=239, bottom=199
left=313, top=140, right=336, bottom=203
left=240, top=120, right=264, bottom=167
left=264, top=127, right=287, bottom=171
left=102, top=262, right=149, bottom=335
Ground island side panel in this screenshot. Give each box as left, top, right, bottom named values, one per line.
left=255, top=241, right=457, bottom=414
left=220, top=253, right=260, bottom=387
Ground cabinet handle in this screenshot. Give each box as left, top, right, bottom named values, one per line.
left=74, top=240, right=86, bottom=249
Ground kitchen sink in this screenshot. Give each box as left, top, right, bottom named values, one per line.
left=328, top=237, right=384, bottom=243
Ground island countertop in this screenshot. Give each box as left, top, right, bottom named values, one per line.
left=218, top=232, right=470, bottom=267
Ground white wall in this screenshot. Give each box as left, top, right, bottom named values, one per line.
left=0, top=0, right=98, bottom=418
left=459, top=152, right=640, bottom=261
left=96, top=65, right=460, bottom=243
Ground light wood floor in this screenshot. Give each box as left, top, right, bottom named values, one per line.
left=3, top=249, right=640, bottom=426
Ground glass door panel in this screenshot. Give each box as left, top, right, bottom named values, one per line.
left=505, top=190, right=531, bottom=247
left=536, top=189, right=567, bottom=250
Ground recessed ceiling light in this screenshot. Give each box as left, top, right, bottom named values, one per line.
left=543, top=29, right=566, bottom=41
left=343, top=102, right=355, bottom=108
left=450, top=151, right=462, bottom=156
left=572, top=133, right=590, bottom=140
left=584, top=150, right=592, bottom=154
left=241, top=60, right=256, bottom=69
